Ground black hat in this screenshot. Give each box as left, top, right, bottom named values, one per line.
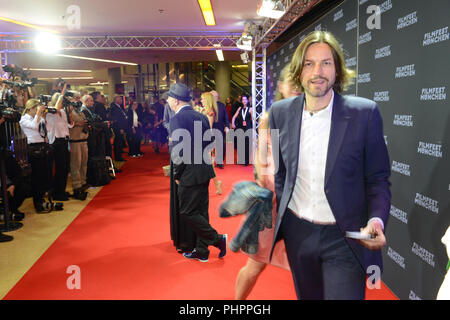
left=167, top=83, right=192, bottom=102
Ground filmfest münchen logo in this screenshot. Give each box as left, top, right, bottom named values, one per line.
left=397, top=11, right=418, bottom=30
left=414, top=192, right=439, bottom=214
left=417, top=141, right=443, bottom=158
left=391, top=160, right=411, bottom=176
left=346, top=18, right=357, bottom=32
left=423, top=26, right=449, bottom=46
left=412, top=242, right=436, bottom=267
left=387, top=247, right=406, bottom=269
left=374, top=91, right=389, bottom=102
left=334, top=9, right=344, bottom=22
left=375, top=45, right=391, bottom=59
left=390, top=205, right=408, bottom=224
left=393, top=114, right=413, bottom=127
left=346, top=57, right=357, bottom=67
left=359, top=32, right=372, bottom=45
left=395, top=64, right=415, bottom=78
left=358, top=73, right=371, bottom=84
left=420, top=87, right=447, bottom=101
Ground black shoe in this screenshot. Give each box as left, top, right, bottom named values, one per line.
left=35, top=203, right=48, bottom=213
left=217, top=234, right=227, bottom=259
left=116, top=158, right=126, bottom=162
left=183, top=250, right=208, bottom=262
left=73, top=189, right=88, bottom=201
left=11, top=211, right=25, bottom=221
left=0, top=233, right=13, bottom=242
left=216, top=164, right=224, bottom=169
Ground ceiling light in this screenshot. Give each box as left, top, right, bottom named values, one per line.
left=34, top=32, right=62, bottom=54
left=257, top=0, right=286, bottom=19
left=54, top=54, right=138, bottom=66
left=197, top=0, right=216, bottom=26
left=216, top=49, right=224, bottom=61
left=25, top=68, right=92, bottom=73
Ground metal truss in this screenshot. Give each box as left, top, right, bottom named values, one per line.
left=251, top=46, right=267, bottom=155
left=0, top=35, right=241, bottom=52
left=254, top=0, right=321, bottom=48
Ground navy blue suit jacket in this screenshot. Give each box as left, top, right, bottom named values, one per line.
left=268, top=92, right=391, bottom=272
left=169, top=105, right=215, bottom=186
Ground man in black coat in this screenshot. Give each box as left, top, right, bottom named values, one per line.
left=168, top=83, right=227, bottom=262
left=210, top=90, right=230, bottom=169
left=109, top=96, right=128, bottom=161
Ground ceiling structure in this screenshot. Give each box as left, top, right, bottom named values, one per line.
left=0, top=0, right=265, bottom=84
left=0, top=0, right=322, bottom=85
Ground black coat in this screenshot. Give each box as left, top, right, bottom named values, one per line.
left=109, top=103, right=128, bottom=133
left=169, top=106, right=215, bottom=186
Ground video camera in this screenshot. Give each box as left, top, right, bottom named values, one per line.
left=0, top=88, right=21, bottom=122
left=1, top=64, right=37, bottom=89
left=39, top=94, right=57, bottom=114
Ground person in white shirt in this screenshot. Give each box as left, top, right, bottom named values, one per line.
left=268, top=31, right=391, bottom=300
left=19, top=99, right=52, bottom=213
left=46, top=92, right=73, bottom=201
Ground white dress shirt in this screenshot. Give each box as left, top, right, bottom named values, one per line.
left=288, top=92, right=336, bottom=224
left=46, top=109, right=73, bottom=144
left=288, top=91, right=385, bottom=229
left=19, top=113, right=46, bottom=144
left=132, top=110, right=138, bottom=127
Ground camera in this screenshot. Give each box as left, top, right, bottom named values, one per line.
left=38, top=94, right=57, bottom=114
left=42, top=201, right=64, bottom=212
left=0, top=106, right=21, bottom=122
left=1, top=87, right=21, bottom=122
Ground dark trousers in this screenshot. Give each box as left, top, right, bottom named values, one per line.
left=51, top=138, right=70, bottom=197
left=113, top=129, right=126, bottom=160
left=5, top=181, right=29, bottom=212
left=280, top=209, right=366, bottom=300
left=178, top=181, right=221, bottom=257
left=128, top=127, right=142, bottom=156
left=28, top=145, right=51, bottom=207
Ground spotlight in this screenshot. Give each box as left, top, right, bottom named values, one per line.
left=240, top=52, right=249, bottom=64
left=237, top=35, right=253, bottom=51
left=257, top=0, right=286, bottom=19
left=34, top=32, right=61, bottom=54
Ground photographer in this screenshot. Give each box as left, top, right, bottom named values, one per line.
left=46, top=91, right=73, bottom=201
left=69, top=94, right=89, bottom=200
left=19, top=99, right=51, bottom=213
left=0, top=150, right=30, bottom=221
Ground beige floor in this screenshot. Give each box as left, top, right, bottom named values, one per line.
left=0, top=163, right=122, bottom=299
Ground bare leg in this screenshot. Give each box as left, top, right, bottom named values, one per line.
left=235, top=257, right=267, bottom=300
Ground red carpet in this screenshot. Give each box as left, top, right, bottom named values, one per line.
left=4, top=145, right=397, bottom=300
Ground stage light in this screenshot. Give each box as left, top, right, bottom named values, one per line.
left=34, top=32, right=61, bottom=54
left=236, top=35, right=253, bottom=51
left=257, top=0, right=286, bottom=19
left=240, top=52, right=250, bottom=64
left=197, top=0, right=216, bottom=26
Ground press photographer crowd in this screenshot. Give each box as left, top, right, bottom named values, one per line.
left=0, top=64, right=168, bottom=242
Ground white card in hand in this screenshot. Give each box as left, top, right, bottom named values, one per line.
left=345, top=231, right=375, bottom=240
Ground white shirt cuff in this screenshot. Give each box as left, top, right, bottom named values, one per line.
left=368, top=217, right=384, bottom=230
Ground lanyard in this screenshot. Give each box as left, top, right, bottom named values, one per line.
left=241, top=107, right=248, bottom=120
